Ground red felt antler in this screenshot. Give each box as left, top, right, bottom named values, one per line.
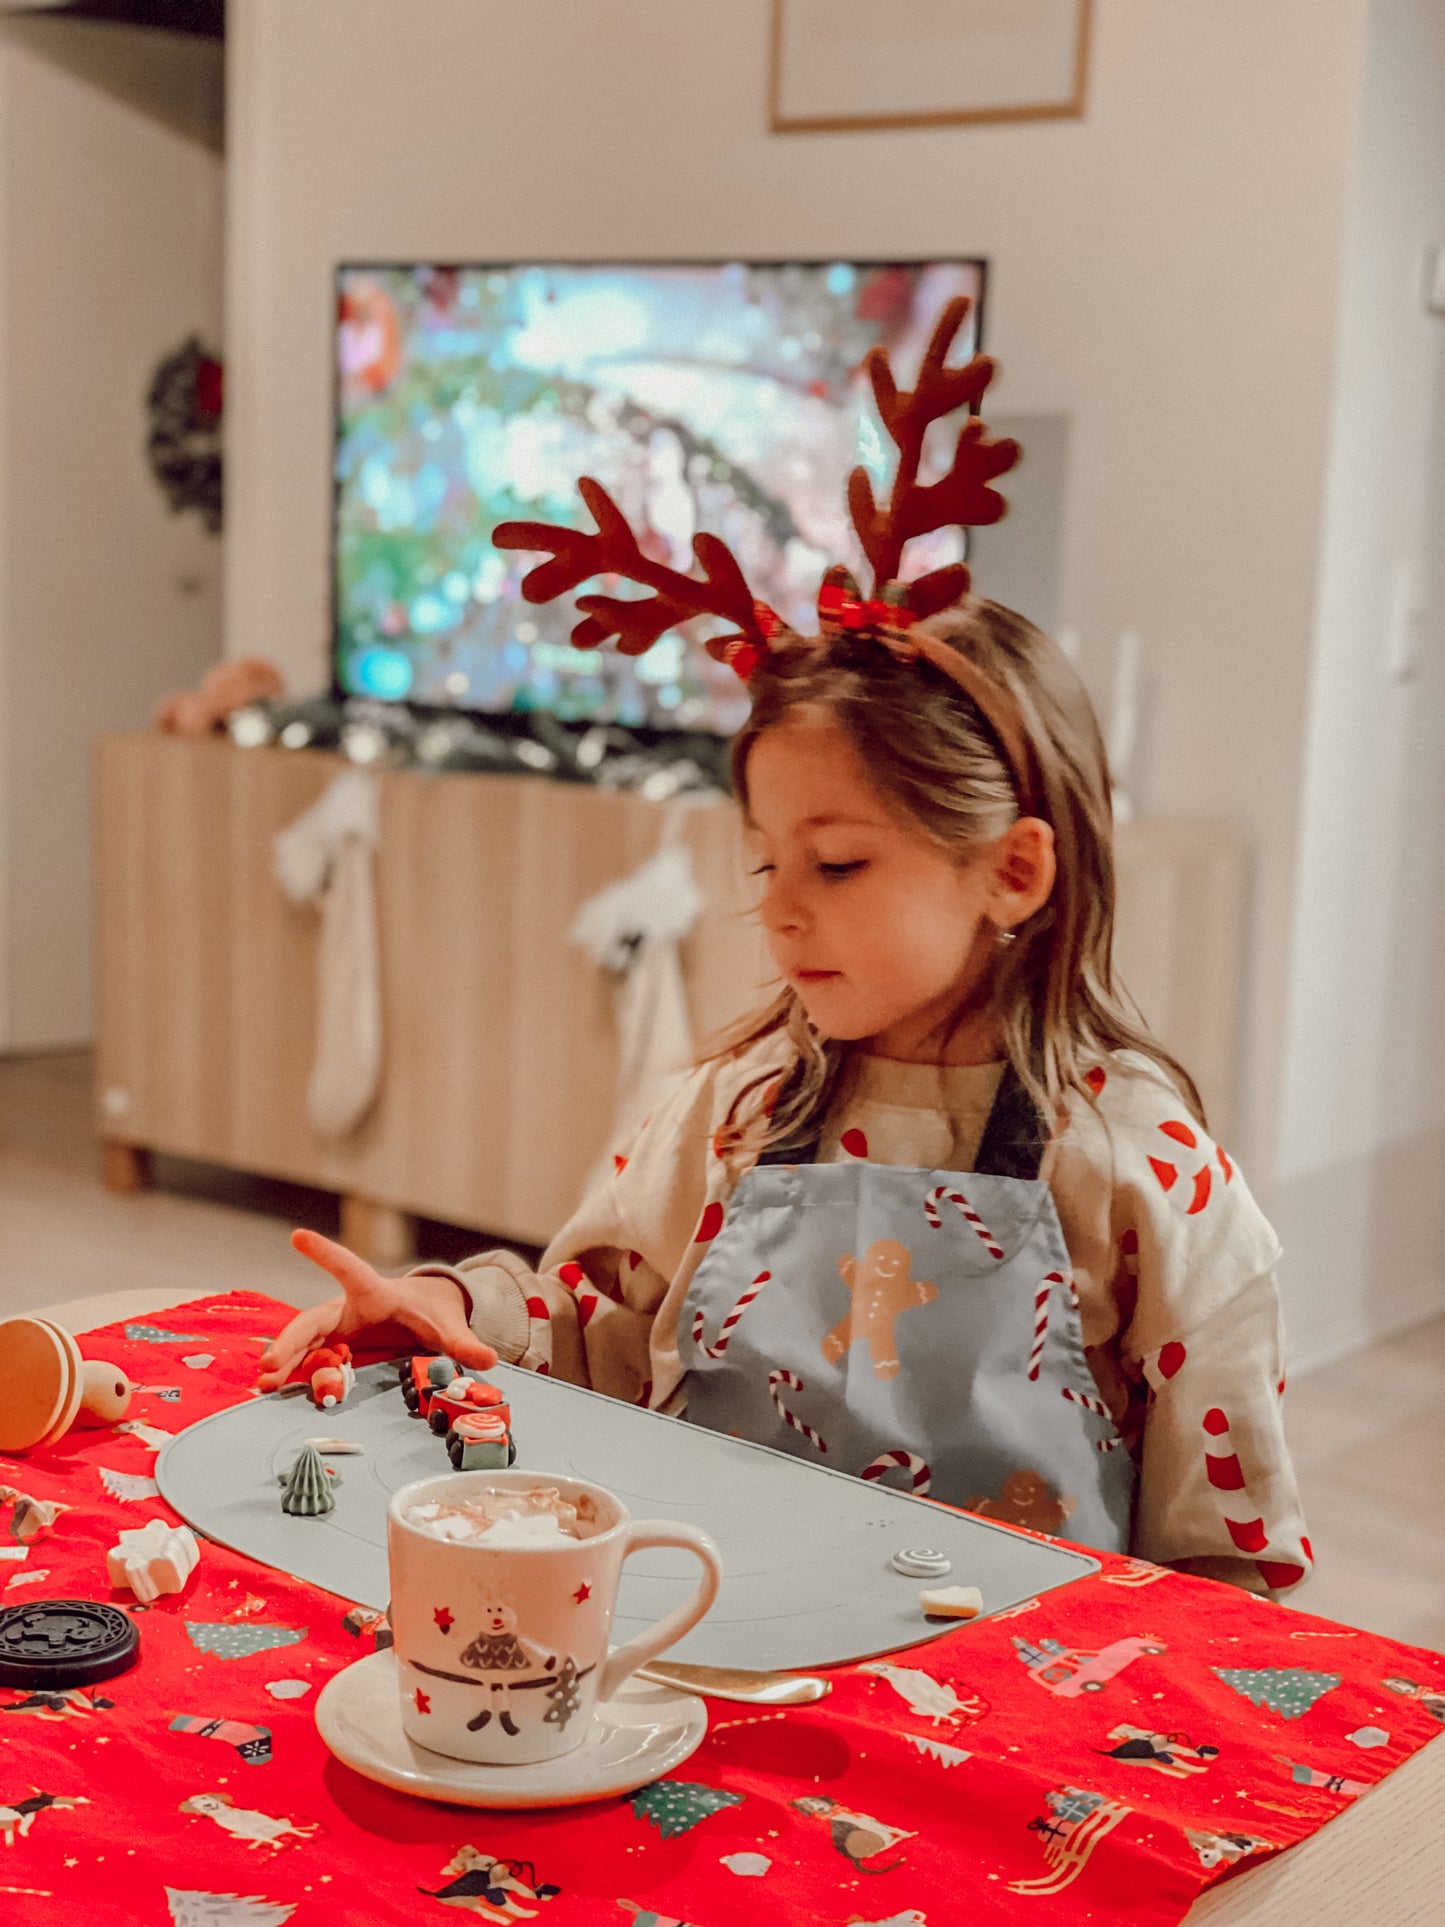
left=493, top=475, right=765, bottom=657
left=846, top=295, right=1021, bottom=616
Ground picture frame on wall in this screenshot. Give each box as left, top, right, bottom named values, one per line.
left=770, top=0, right=1092, bottom=134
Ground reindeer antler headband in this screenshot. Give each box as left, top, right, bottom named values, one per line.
left=494, top=296, right=1038, bottom=811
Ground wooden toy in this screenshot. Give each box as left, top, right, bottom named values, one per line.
left=400, top=1355, right=456, bottom=1418
left=105, top=1519, right=200, bottom=1603
left=0, top=1316, right=132, bottom=1454
left=446, top=1409, right=514, bottom=1471
left=427, top=1377, right=511, bottom=1437
left=298, top=1342, right=354, bottom=1410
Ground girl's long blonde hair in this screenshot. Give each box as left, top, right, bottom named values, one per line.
left=706, top=596, right=1204, bottom=1159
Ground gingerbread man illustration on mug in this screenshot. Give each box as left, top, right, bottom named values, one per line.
left=822, top=1239, right=937, bottom=1379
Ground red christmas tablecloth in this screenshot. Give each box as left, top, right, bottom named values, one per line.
left=1, top=1291, right=1441, bottom=1927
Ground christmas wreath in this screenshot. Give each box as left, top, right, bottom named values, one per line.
left=146, top=334, right=223, bottom=532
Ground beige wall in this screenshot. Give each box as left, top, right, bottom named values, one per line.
left=225, top=0, right=1370, bottom=1194
left=1273, top=0, right=1445, bottom=1366
left=0, top=35, right=224, bottom=1048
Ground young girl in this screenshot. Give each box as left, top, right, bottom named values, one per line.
left=259, top=301, right=1309, bottom=1596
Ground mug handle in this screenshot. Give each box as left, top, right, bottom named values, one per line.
left=597, top=1520, right=723, bottom=1703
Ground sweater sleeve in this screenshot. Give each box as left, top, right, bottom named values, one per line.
left=1089, top=1056, right=1312, bottom=1594
left=410, top=1050, right=755, bottom=1408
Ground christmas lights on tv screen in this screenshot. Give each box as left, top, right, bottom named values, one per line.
left=334, top=259, right=985, bottom=734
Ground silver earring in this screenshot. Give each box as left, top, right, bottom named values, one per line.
left=996, top=926, right=1017, bottom=946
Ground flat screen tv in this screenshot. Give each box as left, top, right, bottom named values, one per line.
left=334, top=259, right=986, bottom=735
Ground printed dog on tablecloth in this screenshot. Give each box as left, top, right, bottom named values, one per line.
left=0, top=1788, right=88, bottom=1844
left=418, top=1844, right=560, bottom=1918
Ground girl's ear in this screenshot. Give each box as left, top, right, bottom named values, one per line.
left=986, top=817, right=1056, bottom=930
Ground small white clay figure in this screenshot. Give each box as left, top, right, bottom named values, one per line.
left=1, top=1489, right=70, bottom=1544
left=919, top=1585, right=983, bottom=1620
left=106, top=1518, right=201, bottom=1603
left=179, top=1791, right=318, bottom=1851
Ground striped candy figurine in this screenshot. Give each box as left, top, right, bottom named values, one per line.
left=861, top=1448, right=932, bottom=1494
left=923, top=1184, right=1006, bottom=1260
left=691, top=1271, right=771, bottom=1360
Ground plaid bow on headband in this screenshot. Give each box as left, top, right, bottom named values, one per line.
left=493, top=296, right=1039, bottom=812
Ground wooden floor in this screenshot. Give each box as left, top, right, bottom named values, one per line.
left=3, top=1048, right=1442, bottom=1655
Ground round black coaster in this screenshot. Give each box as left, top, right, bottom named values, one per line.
left=0, top=1599, right=140, bottom=1689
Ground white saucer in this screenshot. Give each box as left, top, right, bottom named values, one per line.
left=314, top=1649, right=708, bottom=1809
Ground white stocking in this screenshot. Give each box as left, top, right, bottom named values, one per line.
left=273, top=771, right=382, bottom=1139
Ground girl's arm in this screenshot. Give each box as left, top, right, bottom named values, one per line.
left=409, top=1054, right=744, bottom=1406
left=1131, top=1271, right=1312, bottom=1593
left=1084, top=1059, right=1312, bottom=1594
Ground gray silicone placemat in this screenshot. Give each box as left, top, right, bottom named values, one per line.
left=157, top=1360, right=1098, bottom=1669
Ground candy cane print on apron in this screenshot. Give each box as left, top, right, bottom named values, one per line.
left=680, top=1068, right=1135, bottom=1552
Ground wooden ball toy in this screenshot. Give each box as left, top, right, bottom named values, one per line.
left=0, top=1316, right=132, bottom=1453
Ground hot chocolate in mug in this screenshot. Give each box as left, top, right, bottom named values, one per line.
left=387, top=1469, right=723, bottom=1766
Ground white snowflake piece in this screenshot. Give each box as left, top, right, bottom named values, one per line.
left=98, top=1468, right=160, bottom=1502
left=117, top=1420, right=174, bottom=1451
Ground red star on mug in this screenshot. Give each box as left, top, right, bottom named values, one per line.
left=414, top=1689, right=431, bottom=1714
left=434, top=1606, right=454, bottom=1633
left=573, top=1582, right=592, bottom=1604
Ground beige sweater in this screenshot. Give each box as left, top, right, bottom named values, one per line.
left=418, top=1039, right=1310, bottom=1594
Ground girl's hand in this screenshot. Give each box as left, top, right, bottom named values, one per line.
left=256, top=1228, right=498, bottom=1392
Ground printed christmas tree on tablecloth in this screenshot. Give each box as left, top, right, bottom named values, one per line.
left=1214, top=1667, right=1340, bottom=1720
left=628, top=1779, right=743, bottom=1839
left=185, top=1622, right=306, bottom=1660
left=165, top=1893, right=296, bottom=1926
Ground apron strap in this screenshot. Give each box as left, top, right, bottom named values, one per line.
left=972, top=1062, right=1049, bottom=1180
left=754, top=1058, right=1049, bottom=1179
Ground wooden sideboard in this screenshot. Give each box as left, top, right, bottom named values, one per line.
left=94, top=732, right=1245, bottom=1258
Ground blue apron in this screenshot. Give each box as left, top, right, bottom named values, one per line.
left=680, top=1067, right=1134, bottom=1552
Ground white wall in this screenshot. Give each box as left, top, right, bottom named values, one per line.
left=1273, top=0, right=1445, bottom=1366
left=0, top=35, right=224, bottom=1048
left=225, top=0, right=1371, bottom=1193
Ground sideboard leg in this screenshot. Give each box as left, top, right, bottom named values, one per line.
left=101, top=1142, right=152, bottom=1193
left=340, top=1195, right=416, bottom=1268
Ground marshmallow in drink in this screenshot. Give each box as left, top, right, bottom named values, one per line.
left=404, top=1484, right=592, bottom=1545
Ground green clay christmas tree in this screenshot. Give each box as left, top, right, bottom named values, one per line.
left=628, top=1780, right=744, bottom=1839
left=1213, top=1668, right=1340, bottom=1721
left=278, top=1443, right=336, bottom=1517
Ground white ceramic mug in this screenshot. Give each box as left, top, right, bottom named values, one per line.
left=387, top=1469, right=722, bottom=1766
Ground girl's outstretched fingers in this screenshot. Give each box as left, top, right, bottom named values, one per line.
left=257, top=1296, right=343, bottom=1392
left=290, top=1226, right=384, bottom=1292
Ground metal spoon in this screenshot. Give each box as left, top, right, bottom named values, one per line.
left=636, top=1661, right=831, bottom=1704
